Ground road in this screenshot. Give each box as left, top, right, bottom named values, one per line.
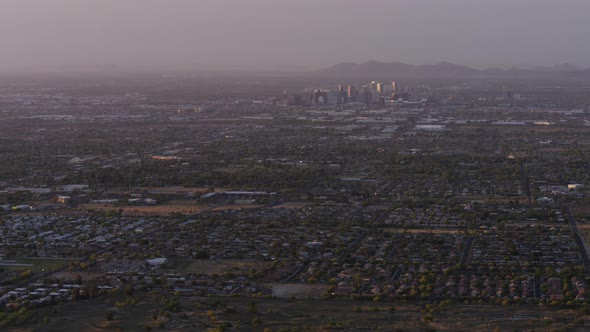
left=520, top=161, right=532, bottom=206
left=460, top=237, right=474, bottom=266
left=565, top=206, right=590, bottom=268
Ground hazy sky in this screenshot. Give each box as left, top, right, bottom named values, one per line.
left=2, top=0, right=590, bottom=71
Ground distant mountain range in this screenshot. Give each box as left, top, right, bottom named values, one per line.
left=319, top=60, right=589, bottom=78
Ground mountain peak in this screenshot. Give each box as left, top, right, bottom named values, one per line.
left=319, top=60, right=588, bottom=78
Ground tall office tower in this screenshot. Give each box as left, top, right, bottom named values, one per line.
left=312, top=89, right=328, bottom=105
left=347, top=85, right=355, bottom=99
left=288, top=95, right=303, bottom=106
left=338, top=84, right=346, bottom=103
left=391, top=81, right=397, bottom=92
left=359, top=85, right=371, bottom=104
left=381, top=83, right=393, bottom=96
left=376, top=83, right=384, bottom=95
left=370, top=81, right=377, bottom=91
left=327, top=91, right=341, bottom=105
left=501, top=88, right=514, bottom=99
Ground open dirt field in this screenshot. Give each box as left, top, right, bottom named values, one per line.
left=272, top=202, right=309, bottom=209
left=79, top=202, right=207, bottom=216
left=210, top=204, right=263, bottom=211
left=166, top=259, right=270, bottom=275
left=572, top=205, right=590, bottom=217
left=385, top=228, right=463, bottom=234
left=269, top=283, right=329, bottom=299
left=0, top=257, right=74, bottom=273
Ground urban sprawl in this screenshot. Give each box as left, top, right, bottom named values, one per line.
left=1, top=73, right=590, bottom=331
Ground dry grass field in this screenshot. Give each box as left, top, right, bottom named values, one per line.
left=79, top=201, right=208, bottom=216
left=10, top=295, right=588, bottom=332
